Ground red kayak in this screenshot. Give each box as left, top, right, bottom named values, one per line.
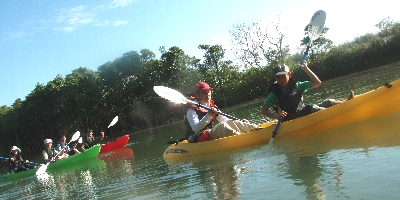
left=99, top=135, right=130, bottom=153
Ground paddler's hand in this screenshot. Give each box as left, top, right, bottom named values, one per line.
left=299, top=61, right=309, bottom=71
left=208, top=107, right=218, bottom=117
left=241, top=119, right=249, bottom=123
left=278, top=110, right=288, bottom=119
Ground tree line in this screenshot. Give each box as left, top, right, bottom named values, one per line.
left=1, top=17, right=399, bottom=157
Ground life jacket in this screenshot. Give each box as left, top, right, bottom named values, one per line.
left=43, top=146, right=56, bottom=162
left=68, top=148, right=78, bottom=156
left=84, top=135, right=96, bottom=148
left=56, top=141, right=67, bottom=151
left=8, top=153, right=23, bottom=170
left=267, top=79, right=305, bottom=121
left=184, top=97, right=217, bottom=142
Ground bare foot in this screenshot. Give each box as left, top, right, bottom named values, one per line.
left=347, top=90, right=354, bottom=101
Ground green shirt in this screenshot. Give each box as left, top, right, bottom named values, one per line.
left=264, top=81, right=312, bottom=107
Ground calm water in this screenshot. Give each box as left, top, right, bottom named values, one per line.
left=1, top=62, right=400, bottom=199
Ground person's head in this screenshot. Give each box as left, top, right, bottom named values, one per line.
left=44, top=139, right=53, bottom=148
left=70, top=141, right=78, bottom=148
left=273, top=64, right=292, bottom=87
left=60, top=134, right=66, bottom=142
left=10, top=146, right=21, bottom=154
left=194, top=81, right=212, bottom=102
left=87, top=129, right=93, bottom=136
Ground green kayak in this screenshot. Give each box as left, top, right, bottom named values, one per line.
left=0, top=144, right=101, bottom=183
left=46, top=144, right=101, bottom=172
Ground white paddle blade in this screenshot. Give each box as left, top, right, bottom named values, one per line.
left=308, top=10, right=326, bottom=42
left=108, top=116, right=118, bottom=128
left=70, top=131, right=80, bottom=142
left=153, top=86, right=188, bottom=104
left=36, top=163, right=49, bottom=176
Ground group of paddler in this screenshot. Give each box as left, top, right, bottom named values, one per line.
left=182, top=61, right=355, bottom=143
left=153, top=10, right=356, bottom=145
left=1, top=129, right=105, bottom=174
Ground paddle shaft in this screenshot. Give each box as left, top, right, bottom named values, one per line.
left=194, top=102, right=240, bottom=120
left=0, top=156, right=39, bottom=165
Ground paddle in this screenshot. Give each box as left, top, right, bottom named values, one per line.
left=269, top=10, right=326, bottom=144
left=36, top=131, right=81, bottom=175
left=108, top=116, right=119, bottom=128
left=0, top=156, right=40, bottom=166
left=153, top=86, right=240, bottom=120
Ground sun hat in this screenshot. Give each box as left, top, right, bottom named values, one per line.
left=273, top=64, right=290, bottom=76
left=11, top=146, right=21, bottom=153
left=194, top=81, right=212, bottom=92
left=44, top=139, right=53, bottom=144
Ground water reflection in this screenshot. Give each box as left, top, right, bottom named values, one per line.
left=33, top=158, right=106, bottom=199
left=281, top=154, right=327, bottom=199
left=274, top=111, right=400, bottom=199
left=98, top=148, right=135, bottom=177
left=164, top=154, right=243, bottom=199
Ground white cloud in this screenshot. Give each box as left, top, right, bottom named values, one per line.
left=7, top=31, right=30, bottom=40
left=113, top=20, right=128, bottom=26
left=109, top=0, right=137, bottom=8
left=54, top=5, right=95, bottom=32
left=51, top=1, right=135, bottom=32
left=96, top=20, right=111, bottom=26
left=54, top=26, right=75, bottom=32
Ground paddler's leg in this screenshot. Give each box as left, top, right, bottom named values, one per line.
left=296, top=104, right=325, bottom=119
left=209, top=123, right=241, bottom=139
left=224, top=120, right=257, bottom=133
left=347, top=90, right=355, bottom=100
left=319, top=90, right=355, bottom=107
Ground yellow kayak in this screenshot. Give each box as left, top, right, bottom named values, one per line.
left=163, top=79, right=400, bottom=159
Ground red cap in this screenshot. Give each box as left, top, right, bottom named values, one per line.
left=194, top=81, right=211, bottom=92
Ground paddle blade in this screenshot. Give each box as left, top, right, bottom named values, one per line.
left=36, top=163, right=49, bottom=176
left=108, top=116, right=119, bottom=128
left=153, top=86, right=188, bottom=104
left=308, top=10, right=326, bottom=42
left=78, top=137, right=83, bottom=143
left=70, top=131, right=81, bottom=142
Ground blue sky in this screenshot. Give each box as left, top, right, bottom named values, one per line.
left=1, top=0, right=399, bottom=106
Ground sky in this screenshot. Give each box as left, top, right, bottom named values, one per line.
left=1, top=0, right=399, bottom=106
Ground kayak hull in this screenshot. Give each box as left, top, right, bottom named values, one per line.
left=163, top=79, right=400, bottom=159
left=47, top=144, right=101, bottom=171
left=0, top=167, right=39, bottom=183
left=99, top=135, right=129, bottom=153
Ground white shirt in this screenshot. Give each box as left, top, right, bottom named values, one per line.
left=186, top=99, right=229, bottom=133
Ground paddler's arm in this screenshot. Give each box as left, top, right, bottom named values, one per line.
left=261, top=92, right=285, bottom=120
left=42, top=150, right=49, bottom=163
left=186, top=108, right=213, bottom=133
left=261, top=104, right=280, bottom=120
left=299, top=61, right=321, bottom=88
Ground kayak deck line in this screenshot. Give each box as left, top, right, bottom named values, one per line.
left=163, top=79, right=400, bottom=159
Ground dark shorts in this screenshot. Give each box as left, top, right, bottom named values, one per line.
left=287, top=99, right=334, bottom=121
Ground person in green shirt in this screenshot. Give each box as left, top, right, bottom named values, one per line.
left=261, top=62, right=354, bottom=122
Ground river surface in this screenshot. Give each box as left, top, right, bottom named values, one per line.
left=1, top=62, right=400, bottom=199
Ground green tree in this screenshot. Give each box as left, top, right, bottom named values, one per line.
left=198, top=44, right=236, bottom=108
